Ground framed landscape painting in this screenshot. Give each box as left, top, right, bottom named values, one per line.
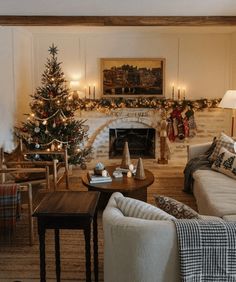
left=101, top=58, right=165, bottom=97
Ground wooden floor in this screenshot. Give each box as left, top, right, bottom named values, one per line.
left=0, top=161, right=196, bottom=282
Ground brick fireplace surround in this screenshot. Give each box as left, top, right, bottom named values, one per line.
left=77, top=107, right=229, bottom=166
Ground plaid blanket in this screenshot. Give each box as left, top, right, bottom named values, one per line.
left=0, top=184, right=21, bottom=236
left=174, top=219, right=236, bottom=282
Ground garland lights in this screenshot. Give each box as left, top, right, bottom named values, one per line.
left=71, top=96, right=221, bottom=113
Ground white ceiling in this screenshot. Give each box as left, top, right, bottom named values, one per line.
left=0, top=0, right=236, bottom=16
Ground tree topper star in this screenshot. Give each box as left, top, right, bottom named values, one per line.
left=48, top=44, right=58, bottom=55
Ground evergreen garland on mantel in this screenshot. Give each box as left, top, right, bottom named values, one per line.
left=72, top=97, right=221, bottom=113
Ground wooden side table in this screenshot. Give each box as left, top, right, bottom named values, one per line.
left=33, top=191, right=100, bottom=282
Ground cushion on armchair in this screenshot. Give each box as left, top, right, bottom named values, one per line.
left=115, top=196, right=175, bottom=220
left=154, top=195, right=200, bottom=219
left=154, top=195, right=223, bottom=220
left=0, top=183, right=21, bottom=233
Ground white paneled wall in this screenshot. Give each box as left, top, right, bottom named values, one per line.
left=0, top=27, right=15, bottom=151
left=0, top=27, right=33, bottom=150
left=179, top=34, right=231, bottom=99
left=13, top=28, right=33, bottom=122
left=32, top=29, right=231, bottom=102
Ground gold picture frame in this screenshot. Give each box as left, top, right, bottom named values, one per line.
left=101, top=58, right=165, bottom=97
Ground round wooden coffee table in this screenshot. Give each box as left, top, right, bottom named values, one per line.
left=82, top=165, right=154, bottom=208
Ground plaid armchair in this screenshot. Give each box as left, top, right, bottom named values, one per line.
left=0, top=183, right=20, bottom=240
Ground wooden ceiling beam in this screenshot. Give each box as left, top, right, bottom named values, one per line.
left=1, top=16, right=236, bottom=26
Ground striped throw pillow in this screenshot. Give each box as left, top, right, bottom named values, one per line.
left=209, top=132, right=236, bottom=162
left=115, top=196, right=175, bottom=220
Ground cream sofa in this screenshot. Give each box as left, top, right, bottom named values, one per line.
left=103, top=142, right=236, bottom=282
left=188, top=142, right=236, bottom=221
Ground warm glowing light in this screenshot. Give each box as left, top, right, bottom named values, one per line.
left=42, top=120, right=47, bottom=125
left=70, top=80, right=80, bottom=91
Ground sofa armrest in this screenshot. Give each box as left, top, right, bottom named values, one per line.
left=187, top=142, right=212, bottom=161
left=103, top=193, right=180, bottom=282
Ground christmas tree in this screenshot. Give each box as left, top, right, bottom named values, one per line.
left=16, top=44, right=91, bottom=167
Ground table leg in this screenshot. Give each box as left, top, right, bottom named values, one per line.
left=38, top=225, right=46, bottom=282
left=93, top=211, right=99, bottom=282
left=84, top=226, right=91, bottom=282
left=27, top=183, right=34, bottom=245
left=55, top=229, right=61, bottom=282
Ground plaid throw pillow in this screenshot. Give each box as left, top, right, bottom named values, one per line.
left=209, top=132, right=235, bottom=162
left=212, top=147, right=236, bottom=180
left=0, top=184, right=21, bottom=233
left=154, top=195, right=200, bottom=219
left=115, top=196, right=175, bottom=220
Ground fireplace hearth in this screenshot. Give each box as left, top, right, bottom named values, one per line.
left=109, top=128, right=155, bottom=159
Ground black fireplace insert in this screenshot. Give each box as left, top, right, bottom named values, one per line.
left=109, top=128, right=155, bottom=159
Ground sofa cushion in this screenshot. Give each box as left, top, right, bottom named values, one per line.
left=212, top=147, right=236, bottom=180
left=193, top=169, right=236, bottom=217
left=209, top=132, right=235, bottom=161
left=154, top=195, right=200, bottom=219
left=115, top=196, right=175, bottom=220
left=222, top=214, right=236, bottom=221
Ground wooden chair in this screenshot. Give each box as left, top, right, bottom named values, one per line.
left=0, top=166, right=50, bottom=245
left=22, top=147, right=70, bottom=190
left=2, top=140, right=70, bottom=191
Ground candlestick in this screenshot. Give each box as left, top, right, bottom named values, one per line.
left=93, top=85, right=95, bottom=100
left=177, top=88, right=181, bottom=100
left=183, top=88, right=186, bottom=100
left=89, top=85, right=91, bottom=99
left=172, top=84, right=175, bottom=100
left=84, top=87, right=87, bottom=99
